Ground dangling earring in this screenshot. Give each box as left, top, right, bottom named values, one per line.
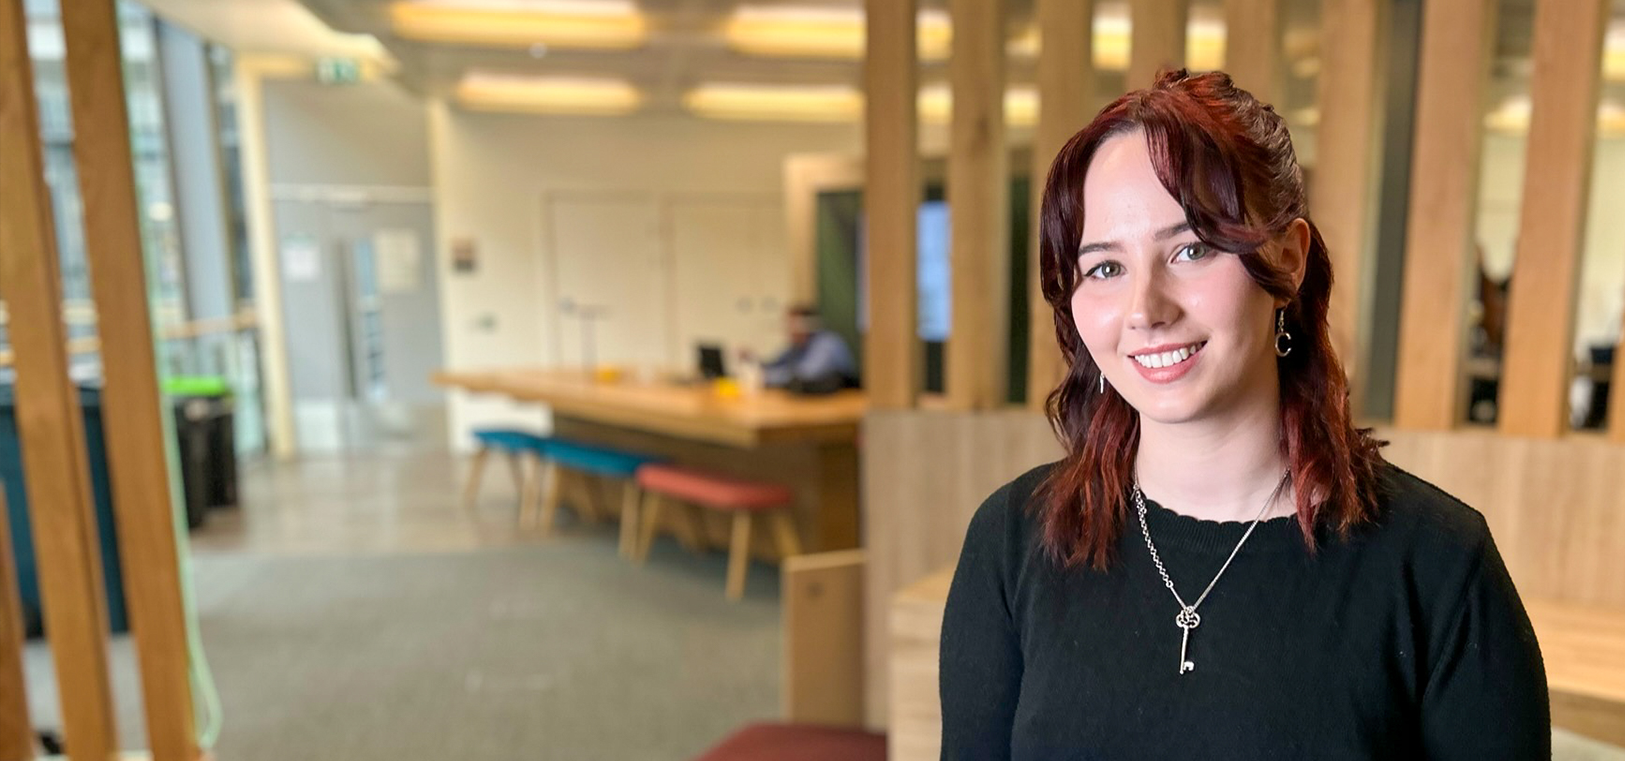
left=1274, top=308, right=1293, bottom=358
left=1099, top=374, right=1106, bottom=394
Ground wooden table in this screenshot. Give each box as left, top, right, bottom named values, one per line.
left=434, top=367, right=868, bottom=551
left=887, top=568, right=1625, bottom=759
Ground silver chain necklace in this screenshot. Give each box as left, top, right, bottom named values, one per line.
left=1132, top=473, right=1289, bottom=676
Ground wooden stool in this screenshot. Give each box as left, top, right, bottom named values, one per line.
left=634, top=464, right=801, bottom=600
left=463, top=428, right=550, bottom=517
left=690, top=722, right=885, bottom=761
left=527, top=439, right=660, bottom=556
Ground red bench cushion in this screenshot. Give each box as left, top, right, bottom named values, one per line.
left=635, top=464, right=792, bottom=510
left=691, top=722, right=886, bottom=761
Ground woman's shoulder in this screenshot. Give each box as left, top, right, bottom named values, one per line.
left=965, top=461, right=1058, bottom=539
left=1366, top=460, right=1492, bottom=552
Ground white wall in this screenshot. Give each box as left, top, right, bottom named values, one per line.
left=1477, top=133, right=1625, bottom=357
left=428, top=103, right=861, bottom=446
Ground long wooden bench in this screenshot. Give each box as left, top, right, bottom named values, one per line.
left=889, top=568, right=1625, bottom=759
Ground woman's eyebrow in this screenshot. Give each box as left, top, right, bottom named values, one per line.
left=1076, top=222, right=1193, bottom=255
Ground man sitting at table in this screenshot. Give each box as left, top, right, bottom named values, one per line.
left=759, top=305, right=858, bottom=393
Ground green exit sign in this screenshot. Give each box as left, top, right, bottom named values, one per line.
left=315, top=58, right=361, bottom=85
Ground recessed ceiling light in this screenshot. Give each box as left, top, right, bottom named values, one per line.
left=455, top=72, right=643, bottom=115
left=390, top=1, right=647, bottom=50
left=683, top=83, right=864, bottom=122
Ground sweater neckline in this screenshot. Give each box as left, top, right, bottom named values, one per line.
left=1136, top=496, right=1307, bottom=555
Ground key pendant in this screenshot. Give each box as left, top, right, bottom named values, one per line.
left=1174, top=608, right=1201, bottom=675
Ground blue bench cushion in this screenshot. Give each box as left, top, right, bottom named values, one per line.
left=473, top=428, right=550, bottom=453
left=546, top=440, right=660, bottom=479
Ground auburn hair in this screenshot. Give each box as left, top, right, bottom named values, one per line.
left=1033, top=69, right=1386, bottom=570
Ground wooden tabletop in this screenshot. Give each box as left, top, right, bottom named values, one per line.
left=433, top=367, right=868, bottom=448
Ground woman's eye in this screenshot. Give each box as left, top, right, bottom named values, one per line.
left=1175, top=243, right=1211, bottom=262
left=1083, top=261, right=1122, bottom=280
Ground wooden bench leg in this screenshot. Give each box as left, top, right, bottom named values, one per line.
left=770, top=509, right=802, bottom=558
left=618, top=482, right=641, bottom=558
left=726, top=512, right=753, bottom=601
left=461, top=446, right=492, bottom=514
left=535, top=461, right=563, bottom=535
left=636, top=491, right=663, bottom=565
left=505, top=451, right=525, bottom=505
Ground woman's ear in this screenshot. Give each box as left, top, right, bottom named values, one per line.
left=1277, top=217, right=1311, bottom=301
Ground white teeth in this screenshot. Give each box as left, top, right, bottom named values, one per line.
left=1133, top=343, right=1202, bottom=369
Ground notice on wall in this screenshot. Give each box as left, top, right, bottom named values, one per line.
left=281, top=236, right=321, bottom=282
left=451, top=237, right=478, bottom=275
left=375, top=228, right=422, bottom=293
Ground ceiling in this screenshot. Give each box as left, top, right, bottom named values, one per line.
left=140, top=0, right=1621, bottom=120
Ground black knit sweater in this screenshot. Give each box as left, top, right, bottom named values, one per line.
left=940, top=461, right=1549, bottom=760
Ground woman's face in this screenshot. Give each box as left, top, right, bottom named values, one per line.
left=1070, top=131, right=1283, bottom=426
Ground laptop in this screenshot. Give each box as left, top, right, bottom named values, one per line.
left=697, top=343, right=728, bottom=380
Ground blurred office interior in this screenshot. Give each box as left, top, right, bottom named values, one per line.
left=1, top=0, right=1624, bottom=758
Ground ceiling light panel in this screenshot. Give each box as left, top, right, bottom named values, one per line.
left=455, top=72, right=643, bottom=115
left=391, top=0, right=648, bottom=49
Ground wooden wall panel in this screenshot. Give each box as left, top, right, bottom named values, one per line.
left=862, top=408, right=1625, bottom=727
left=1312, top=0, right=1385, bottom=409
left=0, top=0, right=119, bottom=754
left=945, top=0, right=1009, bottom=411
left=1223, top=0, right=1281, bottom=104
left=1613, top=331, right=1625, bottom=444
left=1027, top=0, right=1094, bottom=410
left=889, top=568, right=953, bottom=761
left=1127, top=0, right=1188, bottom=91
left=60, top=1, right=200, bottom=757
left=1497, top=0, right=1609, bottom=438
left=860, top=409, right=1062, bottom=727
left=863, top=0, right=921, bottom=409
left=1393, top=0, right=1495, bottom=430
left=783, top=550, right=867, bottom=726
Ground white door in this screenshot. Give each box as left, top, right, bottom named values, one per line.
left=669, top=196, right=790, bottom=367
left=547, top=195, right=668, bottom=368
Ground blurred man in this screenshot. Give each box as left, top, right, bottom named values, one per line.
left=760, top=305, right=857, bottom=392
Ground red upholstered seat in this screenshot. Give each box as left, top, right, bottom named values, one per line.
left=635, top=464, right=793, bottom=510
left=691, top=722, right=887, bottom=761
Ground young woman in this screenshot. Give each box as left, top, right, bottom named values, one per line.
left=940, top=70, right=1548, bottom=759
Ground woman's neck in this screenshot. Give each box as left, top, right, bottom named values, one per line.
left=1134, top=389, right=1294, bottom=523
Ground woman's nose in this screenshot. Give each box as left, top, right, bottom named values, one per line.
left=1126, top=270, right=1178, bottom=331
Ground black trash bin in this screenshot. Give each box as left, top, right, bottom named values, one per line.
left=0, top=384, right=130, bottom=637
left=165, top=376, right=238, bottom=529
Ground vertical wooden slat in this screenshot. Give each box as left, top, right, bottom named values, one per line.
left=863, top=0, right=920, bottom=409
left=1611, top=327, right=1625, bottom=444
left=1223, top=0, right=1280, bottom=104
left=1127, top=0, right=1188, bottom=91
left=59, top=1, right=201, bottom=759
left=1312, top=0, right=1385, bottom=410
left=0, top=491, right=33, bottom=761
left=945, top=0, right=1008, bottom=411
left=1027, top=0, right=1094, bottom=410
left=1392, top=0, right=1495, bottom=430
left=1496, top=0, right=1609, bottom=439
left=0, top=0, right=120, bottom=755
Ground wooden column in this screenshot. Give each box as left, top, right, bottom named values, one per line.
left=1612, top=326, right=1625, bottom=444
left=1223, top=0, right=1280, bottom=104
left=0, top=0, right=119, bottom=755
left=1312, top=0, right=1385, bottom=407
left=0, top=492, right=32, bottom=761
left=1127, top=0, right=1188, bottom=91
left=1496, top=0, right=1609, bottom=439
left=863, top=0, right=921, bottom=409
left=60, top=1, right=201, bottom=758
left=1027, top=0, right=1094, bottom=409
left=1392, top=0, right=1495, bottom=430
left=945, top=0, right=1009, bottom=411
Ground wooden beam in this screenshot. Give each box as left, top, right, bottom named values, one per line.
left=1222, top=0, right=1281, bottom=104
left=59, top=1, right=200, bottom=758
left=0, top=490, right=33, bottom=761
left=1496, top=0, right=1609, bottom=439
left=1027, top=0, right=1093, bottom=410
left=1612, top=325, right=1625, bottom=444
left=863, top=0, right=921, bottom=409
left=0, top=0, right=119, bottom=755
left=945, top=0, right=1009, bottom=411
left=1392, top=0, right=1495, bottom=430
left=1127, top=0, right=1188, bottom=91
left=1311, top=0, right=1385, bottom=414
